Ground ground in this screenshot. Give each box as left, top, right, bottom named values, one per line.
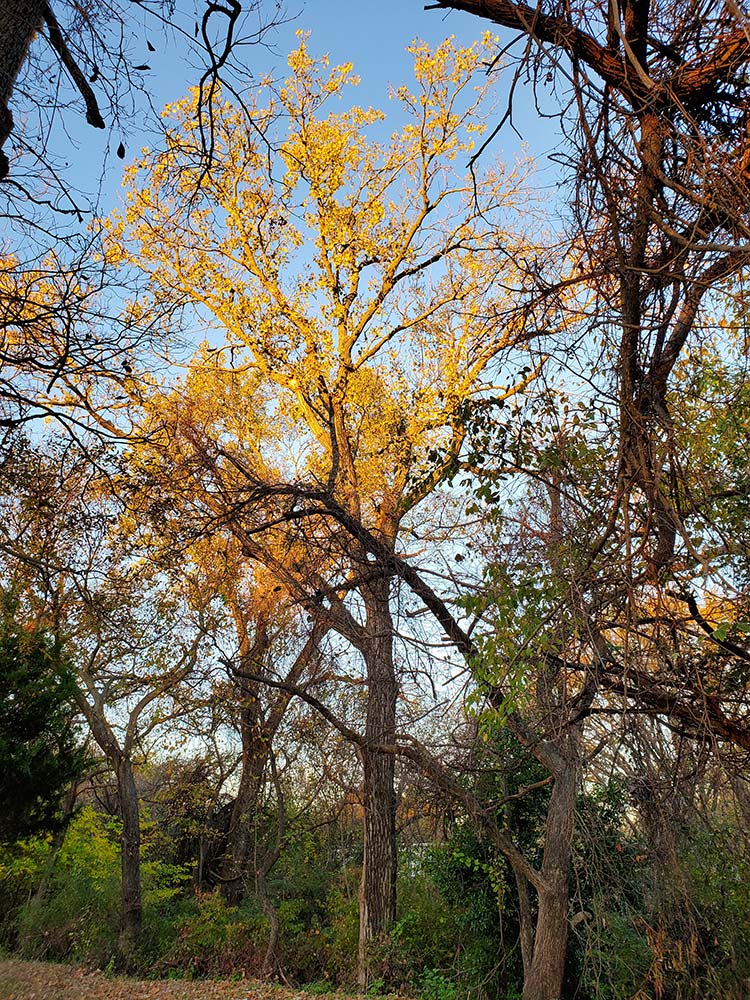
left=0, top=959, right=338, bottom=1000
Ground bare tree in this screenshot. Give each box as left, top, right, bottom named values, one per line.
left=0, top=0, right=285, bottom=191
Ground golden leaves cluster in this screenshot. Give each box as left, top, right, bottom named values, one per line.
left=108, top=32, right=545, bottom=540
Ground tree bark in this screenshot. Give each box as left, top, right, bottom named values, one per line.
left=222, top=618, right=324, bottom=904
left=260, top=878, right=281, bottom=980
left=221, top=614, right=272, bottom=904
left=75, top=686, right=143, bottom=960
left=0, top=0, right=43, bottom=176
left=520, top=759, right=578, bottom=1000
left=117, top=754, right=143, bottom=959
left=222, top=691, right=266, bottom=905
left=357, top=577, right=398, bottom=989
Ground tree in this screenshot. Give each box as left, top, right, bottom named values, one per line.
left=0, top=0, right=290, bottom=444
left=0, top=0, right=104, bottom=182
left=393, top=7, right=750, bottom=991
left=0, top=592, right=88, bottom=843
left=0, top=436, right=209, bottom=959
left=413, top=405, right=604, bottom=1000
left=424, top=0, right=750, bottom=639
left=72, top=584, right=204, bottom=959
left=0, top=1, right=282, bottom=200
left=428, top=0, right=750, bottom=584
left=185, top=537, right=329, bottom=916
left=108, top=34, right=553, bottom=984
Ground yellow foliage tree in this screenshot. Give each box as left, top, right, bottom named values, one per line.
left=109, top=33, right=561, bottom=984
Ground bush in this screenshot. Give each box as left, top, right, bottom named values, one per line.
left=15, top=805, right=121, bottom=964
left=0, top=833, right=58, bottom=948
left=164, top=891, right=266, bottom=977
left=421, top=833, right=510, bottom=999
left=418, top=968, right=460, bottom=1000
left=0, top=607, right=89, bottom=843
left=318, top=883, right=359, bottom=985
left=7, top=805, right=192, bottom=970
left=577, top=815, right=750, bottom=1000
left=390, top=864, right=461, bottom=987
left=579, top=907, right=653, bottom=1000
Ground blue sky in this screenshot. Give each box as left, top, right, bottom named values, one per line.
left=3, top=0, right=565, bottom=242
left=106, top=1, right=562, bottom=212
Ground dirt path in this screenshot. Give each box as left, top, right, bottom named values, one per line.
left=0, top=959, right=326, bottom=1000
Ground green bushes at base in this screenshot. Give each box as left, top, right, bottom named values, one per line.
left=1, top=806, right=187, bottom=969
left=3, top=799, right=750, bottom=999
left=161, top=891, right=267, bottom=978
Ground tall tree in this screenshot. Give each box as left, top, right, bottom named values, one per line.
left=0, top=437, right=208, bottom=959
left=109, top=34, right=553, bottom=983
left=429, top=0, right=750, bottom=581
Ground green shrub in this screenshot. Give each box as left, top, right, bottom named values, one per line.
left=0, top=833, right=57, bottom=948
left=578, top=907, right=653, bottom=1000
left=0, top=607, right=89, bottom=843
left=164, top=891, right=266, bottom=977
left=15, top=805, right=121, bottom=964
left=417, top=968, right=459, bottom=1000
left=421, top=834, right=509, bottom=998
left=319, top=884, right=359, bottom=984
left=6, top=805, right=193, bottom=970
left=390, top=864, right=461, bottom=987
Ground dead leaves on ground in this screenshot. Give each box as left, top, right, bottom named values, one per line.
left=0, top=959, right=330, bottom=1000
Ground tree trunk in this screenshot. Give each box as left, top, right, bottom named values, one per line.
left=258, top=750, right=287, bottom=981
left=74, top=688, right=143, bottom=961
left=221, top=619, right=270, bottom=905
left=521, top=762, right=578, bottom=1000
left=222, top=711, right=266, bottom=905
left=258, top=864, right=281, bottom=979
left=513, top=868, right=535, bottom=980
left=222, top=619, right=325, bottom=905
left=117, top=755, right=142, bottom=959
left=357, top=578, right=398, bottom=989
left=522, top=876, right=569, bottom=1000
left=0, top=0, right=43, bottom=176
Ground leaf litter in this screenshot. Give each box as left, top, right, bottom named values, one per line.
left=0, top=959, right=338, bottom=1000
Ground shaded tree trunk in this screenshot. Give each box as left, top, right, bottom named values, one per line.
left=520, top=756, right=578, bottom=1000
left=117, top=754, right=142, bottom=958
left=221, top=616, right=271, bottom=904
left=0, top=0, right=43, bottom=176
left=259, top=878, right=281, bottom=979
left=222, top=618, right=324, bottom=905
left=75, top=688, right=143, bottom=960
left=258, top=754, right=286, bottom=981
left=358, top=577, right=398, bottom=988
left=222, top=694, right=267, bottom=905
left=522, top=878, right=569, bottom=1000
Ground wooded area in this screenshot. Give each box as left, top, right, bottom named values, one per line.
left=1, top=2, right=750, bottom=1000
